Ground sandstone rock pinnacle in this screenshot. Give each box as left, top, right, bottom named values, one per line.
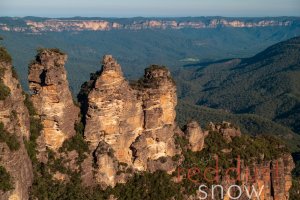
left=184, top=121, right=205, bottom=152
left=28, top=49, right=79, bottom=154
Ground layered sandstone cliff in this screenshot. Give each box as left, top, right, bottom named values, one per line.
left=0, top=56, right=33, bottom=200
left=80, top=55, right=180, bottom=187
left=28, top=49, right=79, bottom=157
left=218, top=155, right=294, bottom=200
left=130, top=65, right=179, bottom=171
left=0, top=18, right=294, bottom=32
left=183, top=122, right=294, bottom=200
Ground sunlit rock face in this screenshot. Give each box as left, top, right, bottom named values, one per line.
left=0, top=60, right=33, bottom=200
left=84, top=55, right=144, bottom=165
left=80, top=56, right=180, bottom=187
left=28, top=49, right=79, bottom=155
left=130, top=65, right=179, bottom=171
left=184, top=121, right=205, bottom=152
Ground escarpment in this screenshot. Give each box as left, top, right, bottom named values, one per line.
left=0, top=50, right=33, bottom=200
left=28, top=49, right=79, bottom=157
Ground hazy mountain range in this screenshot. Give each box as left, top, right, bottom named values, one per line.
left=1, top=17, right=299, bottom=32
left=1, top=17, right=300, bottom=93
left=175, top=36, right=300, bottom=150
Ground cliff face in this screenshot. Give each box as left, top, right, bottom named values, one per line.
left=0, top=18, right=295, bottom=32
left=220, top=155, right=294, bottom=200
left=0, top=59, right=33, bottom=200
left=28, top=49, right=79, bottom=158
left=81, top=56, right=180, bottom=187
left=184, top=121, right=294, bottom=200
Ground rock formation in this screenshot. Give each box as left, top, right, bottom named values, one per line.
left=28, top=49, right=79, bottom=156
left=271, top=155, right=294, bottom=200
left=131, top=65, right=179, bottom=171
left=186, top=123, right=294, bottom=200
left=184, top=121, right=206, bottom=152
left=0, top=55, right=33, bottom=200
left=0, top=48, right=296, bottom=199
left=213, top=154, right=294, bottom=200
left=84, top=55, right=144, bottom=163
left=80, top=55, right=180, bottom=187
left=208, top=121, right=241, bottom=142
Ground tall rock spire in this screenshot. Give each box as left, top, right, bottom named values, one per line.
left=28, top=49, right=79, bottom=154
left=84, top=55, right=144, bottom=164
left=131, top=65, right=179, bottom=171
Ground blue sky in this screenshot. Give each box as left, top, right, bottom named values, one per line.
left=1, top=0, right=299, bottom=17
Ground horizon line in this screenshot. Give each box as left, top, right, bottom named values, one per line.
left=1, top=15, right=300, bottom=19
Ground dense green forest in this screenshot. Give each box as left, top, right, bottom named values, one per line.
left=1, top=24, right=299, bottom=92
left=174, top=37, right=300, bottom=140
left=176, top=101, right=300, bottom=151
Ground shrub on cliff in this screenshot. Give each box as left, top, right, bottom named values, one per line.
left=0, top=166, right=14, bottom=192
left=23, top=94, right=43, bottom=162
left=0, top=47, right=12, bottom=63
left=11, top=66, right=19, bottom=80
left=37, top=47, right=65, bottom=56
left=0, top=68, right=11, bottom=100
left=0, top=81, right=10, bottom=100
left=0, top=122, right=20, bottom=151
left=111, top=171, right=183, bottom=200
left=59, top=121, right=89, bottom=164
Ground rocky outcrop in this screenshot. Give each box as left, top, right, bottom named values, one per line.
left=183, top=123, right=294, bottom=200
left=184, top=121, right=206, bottom=152
left=28, top=49, right=79, bottom=155
left=271, top=155, right=294, bottom=200
left=0, top=59, right=33, bottom=200
left=80, top=55, right=180, bottom=187
left=208, top=121, right=241, bottom=142
left=182, top=120, right=293, bottom=200
left=219, top=154, right=294, bottom=200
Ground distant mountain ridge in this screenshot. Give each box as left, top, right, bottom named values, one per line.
left=175, top=36, right=300, bottom=136
left=0, top=16, right=299, bottom=32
